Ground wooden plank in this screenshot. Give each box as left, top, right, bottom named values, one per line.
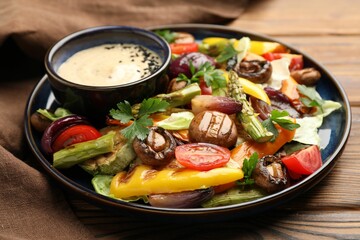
left=230, top=0, right=360, bottom=36
left=71, top=206, right=360, bottom=239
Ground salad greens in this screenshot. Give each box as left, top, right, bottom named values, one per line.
left=262, top=110, right=300, bottom=142
left=237, top=152, right=259, bottom=186
left=176, top=61, right=227, bottom=91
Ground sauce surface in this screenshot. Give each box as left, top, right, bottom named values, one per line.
left=57, top=44, right=162, bottom=86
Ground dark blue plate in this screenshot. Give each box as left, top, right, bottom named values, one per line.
left=24, top=24, right=351, bottom=221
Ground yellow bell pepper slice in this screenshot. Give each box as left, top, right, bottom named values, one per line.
left=202, top=37, right=243, bottom=55
left=202, top=37, right=229, bottom=46
left=201, top=37, right=232, bottom=56
left=249, top=41, right=287, bottom=55
left=223, top=71, right=271, bottom=105
left=110, top=164, right=243, bottom=199
left=202, top=37, right=287, bottom=56
left=238, top=77, right=271, bottom=105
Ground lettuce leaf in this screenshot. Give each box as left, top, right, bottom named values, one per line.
left=294, top=97, right=342, bottom=146
left=156, top=111, right=194, bottom=130
left=316, top=100, right=342, bottom=117
left=293, top=115, right=323, bottom=146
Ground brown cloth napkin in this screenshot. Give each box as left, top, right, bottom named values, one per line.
left=0, top=0, right=247, bottom=60
left=0, top=0, right=247, bottom=239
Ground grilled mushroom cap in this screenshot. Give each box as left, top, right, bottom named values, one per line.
left=253, top=155, right=290, bottom=193
left=235, top=60, right=272, bottom=84
left=133, top=126, right=177, bottom=167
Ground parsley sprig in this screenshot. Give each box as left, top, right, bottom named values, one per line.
left=154, top=29, right=176, bottom=43
left=109, top=98, right=169, bottom=140
left=215, top=43, right=238, bottom=63
left=262, top=109, right=300, bottom=141
left=238, top=152, right=259, bottom=186
left=176, top=61, right=227, bottom=91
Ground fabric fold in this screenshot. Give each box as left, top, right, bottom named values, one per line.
left=0, top=0, right=247, bottom=60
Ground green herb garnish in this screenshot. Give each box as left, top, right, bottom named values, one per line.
left=109, top=98, right=169, bottom=140
left=154, top=29, right=176, bottom=43
left=176, top=61, right=226, bottom=91
left=215, top=43, right=238, bottom=63
left=262, top=109, right=300, bottom=141
left=238, top=152, right=259, bottom=186
left=270, top=109, right=300, bottom=130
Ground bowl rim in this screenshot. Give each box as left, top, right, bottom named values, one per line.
left=44, top=25, right=171, bottom=91
left=26, top=23, right=352, bottom=219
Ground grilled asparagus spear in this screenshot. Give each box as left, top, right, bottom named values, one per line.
left=53, top=131, right=115, bottom=169
left=228, top=70, right=273, bottom=142
left=154, top=83, right=201, bottom=108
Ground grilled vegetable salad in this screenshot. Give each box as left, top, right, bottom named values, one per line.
left=31, top=30, right=342, bottom=208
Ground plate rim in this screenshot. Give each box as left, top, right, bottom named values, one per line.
left=24, top=23, right=352, bottom=219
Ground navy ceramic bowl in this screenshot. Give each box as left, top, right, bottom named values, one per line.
left=45, top=25, right=171, bottom=124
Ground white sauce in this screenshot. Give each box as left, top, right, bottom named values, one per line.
left=57, top=43, right=162, bottom=86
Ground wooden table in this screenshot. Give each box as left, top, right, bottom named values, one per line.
left=68, top=0, right=360, bottom=238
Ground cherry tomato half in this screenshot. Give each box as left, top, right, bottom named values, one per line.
left=52, top=124, right=102, bottom=152
left=287, top=55, right=304, bottom=71
left=175, top=143, right=231, bottom=171
left=262, top=53, right=303, bottom=71
left=170, top=43, right=199, bottom=55
left=262, top=52, right=282, bottom=61
left=281, top=145, right=322, bottom=175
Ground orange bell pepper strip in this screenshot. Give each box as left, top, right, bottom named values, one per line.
left=280, top=77, right=314, bottom=114
left=231, top=124, right=296, bottom=168
left=280, top=76, right=300, bottom=102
